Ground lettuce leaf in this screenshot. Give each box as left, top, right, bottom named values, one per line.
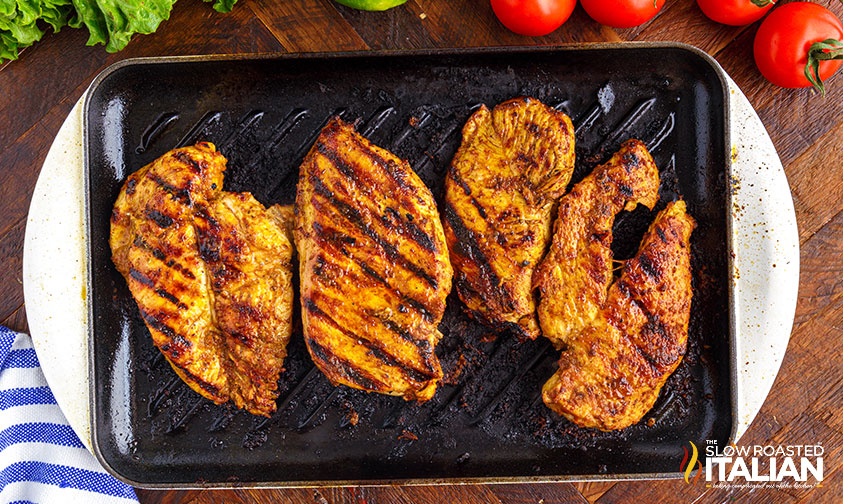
left=71, top=0, right=176, bottom=52
left=205, top=0, right=235, bottom=14
left=0, top=0, right=75, bottom=62
left=0, top=0, right=238, bottom=63
left=71, top=0, right=239, bottom=52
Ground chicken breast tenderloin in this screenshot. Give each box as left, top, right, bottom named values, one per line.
left=534, top=139, right=661, bottom=349
left=542, top=200, right=695, bottom=430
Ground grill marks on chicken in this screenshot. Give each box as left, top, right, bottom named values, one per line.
left=542, top=200, right=695, bottom=430
left=110, top=143, right=295, bottom=417
left=294, top=118, right=453, bottom=401
left=534, top=140, right=661, bottom=349
left=443, top=97, right=576, bottom=340
left=110, top=100, right=696, bottom=428
left=535, top=140, right=695, bottom=430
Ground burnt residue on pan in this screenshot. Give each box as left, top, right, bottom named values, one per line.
left=87, top=48, right=732, bottom=486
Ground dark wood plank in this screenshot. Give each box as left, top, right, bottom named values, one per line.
left=492, top=482, right=589, bottom=504
left=786, top=124, right=843, bottom=246
left=753, top=282, right=843, bottom=443
left=0, top=122, right=56, bottom=239
left=333, top=0, right=465, bottom=49
left=595, top=478, right=706, bottom=504
left=179, top=486, right=517, bottom=504
left=0, top=28, right=108, bottom=149
left=529, top=5, right=621, bottom=44
left=772, top=379, right=843, bottom=500
left=135, top=489, right=204, bottom=504
left=791, top=208, right=843, bottom=329
left=247, top=0, right=369, bottom=52
left=0, top=218, right=26, bottom=324
left=797, top=476, right=842, bottom=503
left=401, top=484, right=504, bottom=504
left=0, top=77, right=84, bottom=241
left=717, top=403, right=840, bottom=502
left=573, top=482, right=616, bottom=503
left=0, top=304, right=27, bottom=333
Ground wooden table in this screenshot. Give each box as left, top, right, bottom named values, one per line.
left=2, top=0, right=841, bottom=502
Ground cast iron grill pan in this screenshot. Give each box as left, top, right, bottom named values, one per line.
left=86, top=47, right=731, bottom=486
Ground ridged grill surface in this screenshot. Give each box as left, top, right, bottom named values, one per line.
left=87, top=49, right=732, bottom=485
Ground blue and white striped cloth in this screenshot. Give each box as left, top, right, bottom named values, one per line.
left=0, top=326, right=137, bottom=503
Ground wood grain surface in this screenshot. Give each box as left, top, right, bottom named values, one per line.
left=3, top=0, right=842, bottom=502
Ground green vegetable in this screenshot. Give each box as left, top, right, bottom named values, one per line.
left=0, top=0, right=77, bottom=62
left=206, top=0, right=236, bottom=13
left=333, top=0, right=407, bottom=11
left=71, top=0, right=176, bottom=53
left=1, top=0, right=238, bottom=63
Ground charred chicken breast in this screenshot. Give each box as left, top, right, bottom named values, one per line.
left=294, top=118, right=453, bottom=401
left=110, top=143, right=295, bottom=417
left=542, top=200, right=695, bottom=430
left=443, top=97, right=576, bottom=340
left=534, top=140, right=660, bottom=348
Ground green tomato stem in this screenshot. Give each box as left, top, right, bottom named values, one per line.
left=805, top=39, right=843, bottom=96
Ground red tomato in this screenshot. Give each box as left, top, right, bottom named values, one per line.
left=490, top=0, right=576, bottom=37
left=580, top=0, right=665, bottom=29
left=753, top=2, right=843, bottom=93
left=697, top=0, right=773, bottom=26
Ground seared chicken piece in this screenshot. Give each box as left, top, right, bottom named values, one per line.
left=542, top=200, right=695, bottom=430
left=110, top=143, right=295, bottom=417
left=295, top=118, right=452, bottom=401
left=443, top=97, right=575, bottom=340
left=534, top=140, right=660, bottom=348
left=193, top=193, right=296, bottom=415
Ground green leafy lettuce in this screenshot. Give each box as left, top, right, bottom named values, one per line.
left=1, top=0, right=237, bottom=63
left=0, top=0, right=77, bottom=61
left=206, top=0, right=235, bottom=14
left=71, top=0, right=177, bottom=52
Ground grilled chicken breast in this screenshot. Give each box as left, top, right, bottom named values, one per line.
left=534, top=140, right=660, bottom=348
left=443, top=97, right=575, bottom=340
left=295, top=118, right=453, bottom=401
left=110, top=143, right=295, bottom=416
left=542, top=200, right=695, bottom=430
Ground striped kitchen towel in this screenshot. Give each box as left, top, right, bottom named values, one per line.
left=0, top=326, right=137, bottom=503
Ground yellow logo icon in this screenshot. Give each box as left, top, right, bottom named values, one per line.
left=681, top=441, right=702, bottom=485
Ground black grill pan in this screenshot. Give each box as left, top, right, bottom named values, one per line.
left=85, top=45, right=734, bottom=487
